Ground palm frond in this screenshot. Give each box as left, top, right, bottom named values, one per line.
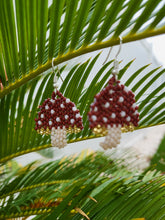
left=0, top=152, right=165, bottom=219
left=0, top=0, right=164, bottom=97
left=149, top=135, right=165, bottom=172
left=0, top=1, right=165, bottom=219
left=0, top=53, right=164, bottom=163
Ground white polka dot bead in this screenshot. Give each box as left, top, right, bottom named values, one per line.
left=45, top=105, right=49, bottom=110
left=72, top=107, right=77, bottom=111
left=124, top=87, right=129, bottom=92
left=56, top=117, right=60, bottom=122
left=66, top=98, right=70, bottom=103
left=60, top=103, right=65, bottom=108
left=70, top=119, right=75, bottom=124
left=41, top=114, right=44, bottom=118
left=103, top=117, right=108, bottom=122
left=38, top=120, right=42, bottom=125
left=76, top=113, right=80, bottom=118
left=111, top=113, right=116, bottom=118
left=91, top=115, right=97, bottom=121
left=51, top=109, right=55, bottom=114
left=132, top=103, right=136, bottom=108
left=120, top=111, right=126, bottom=117
left=133, top=110, right=138, bottom=115
left=109, top=89, right=114, bottom=94
left=126, top=116, right=131, bottom=122
left=105, top=102, right=110, bottom=108
left=65, top=115, right=69, bottom=120
left=94, top=107, right=98, bottom=111
left=119, top=96, right=124, bottom=102
left=49, top=121, right=53, bottom=125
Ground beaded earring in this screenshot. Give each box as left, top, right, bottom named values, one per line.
left=88, top=37, right=139, bottom=150
left=35, top=60, right=83, bottom=148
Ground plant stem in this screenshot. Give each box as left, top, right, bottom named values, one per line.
left=0, top=27, right=165, bottom=99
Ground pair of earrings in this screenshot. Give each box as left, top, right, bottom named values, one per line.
left=35, top=37, right=139, bottom=150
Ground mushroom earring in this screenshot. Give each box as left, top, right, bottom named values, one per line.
left=35, top=59, right=83, bottom=148
left=88, top=37, right=139, bottom=150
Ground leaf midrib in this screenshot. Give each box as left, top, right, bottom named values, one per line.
left=0, top=26, right=165, bottom=99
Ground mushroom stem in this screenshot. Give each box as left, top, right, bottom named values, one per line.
left=100, top=127, right=121, bottom=150
left=51, top=127, right=67, bottom=148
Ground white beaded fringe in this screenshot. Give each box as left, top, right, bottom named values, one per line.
left=100, top=127, right=121, bottom=150
left=51, top=127, right=67, bottom=148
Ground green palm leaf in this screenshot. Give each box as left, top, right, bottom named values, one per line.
left=0, top=1, right=165, bottom=219
left=0, top=152, right=165, bottom=219
left=0, top=54, right=165, bottom=163
left=0, top=0, right=165, bottom=97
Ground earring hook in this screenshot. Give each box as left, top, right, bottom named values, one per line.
left=52, top=58, right=64, bottom=92
left=52, top=58, right=58, bottom=92
left=115, top=36, right=122, bottom=60
left=102, top=36, right=122, bottom=65
left=102, top=47, right=113, bottom=65
left=102, top=36, right=122, bottom=78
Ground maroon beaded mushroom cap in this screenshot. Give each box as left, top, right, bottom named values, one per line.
left=88, top=76, right=139, bottom=150
left=35, top=90, right=83, bottom=148
left=35, top=90, right=83, bottom=134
